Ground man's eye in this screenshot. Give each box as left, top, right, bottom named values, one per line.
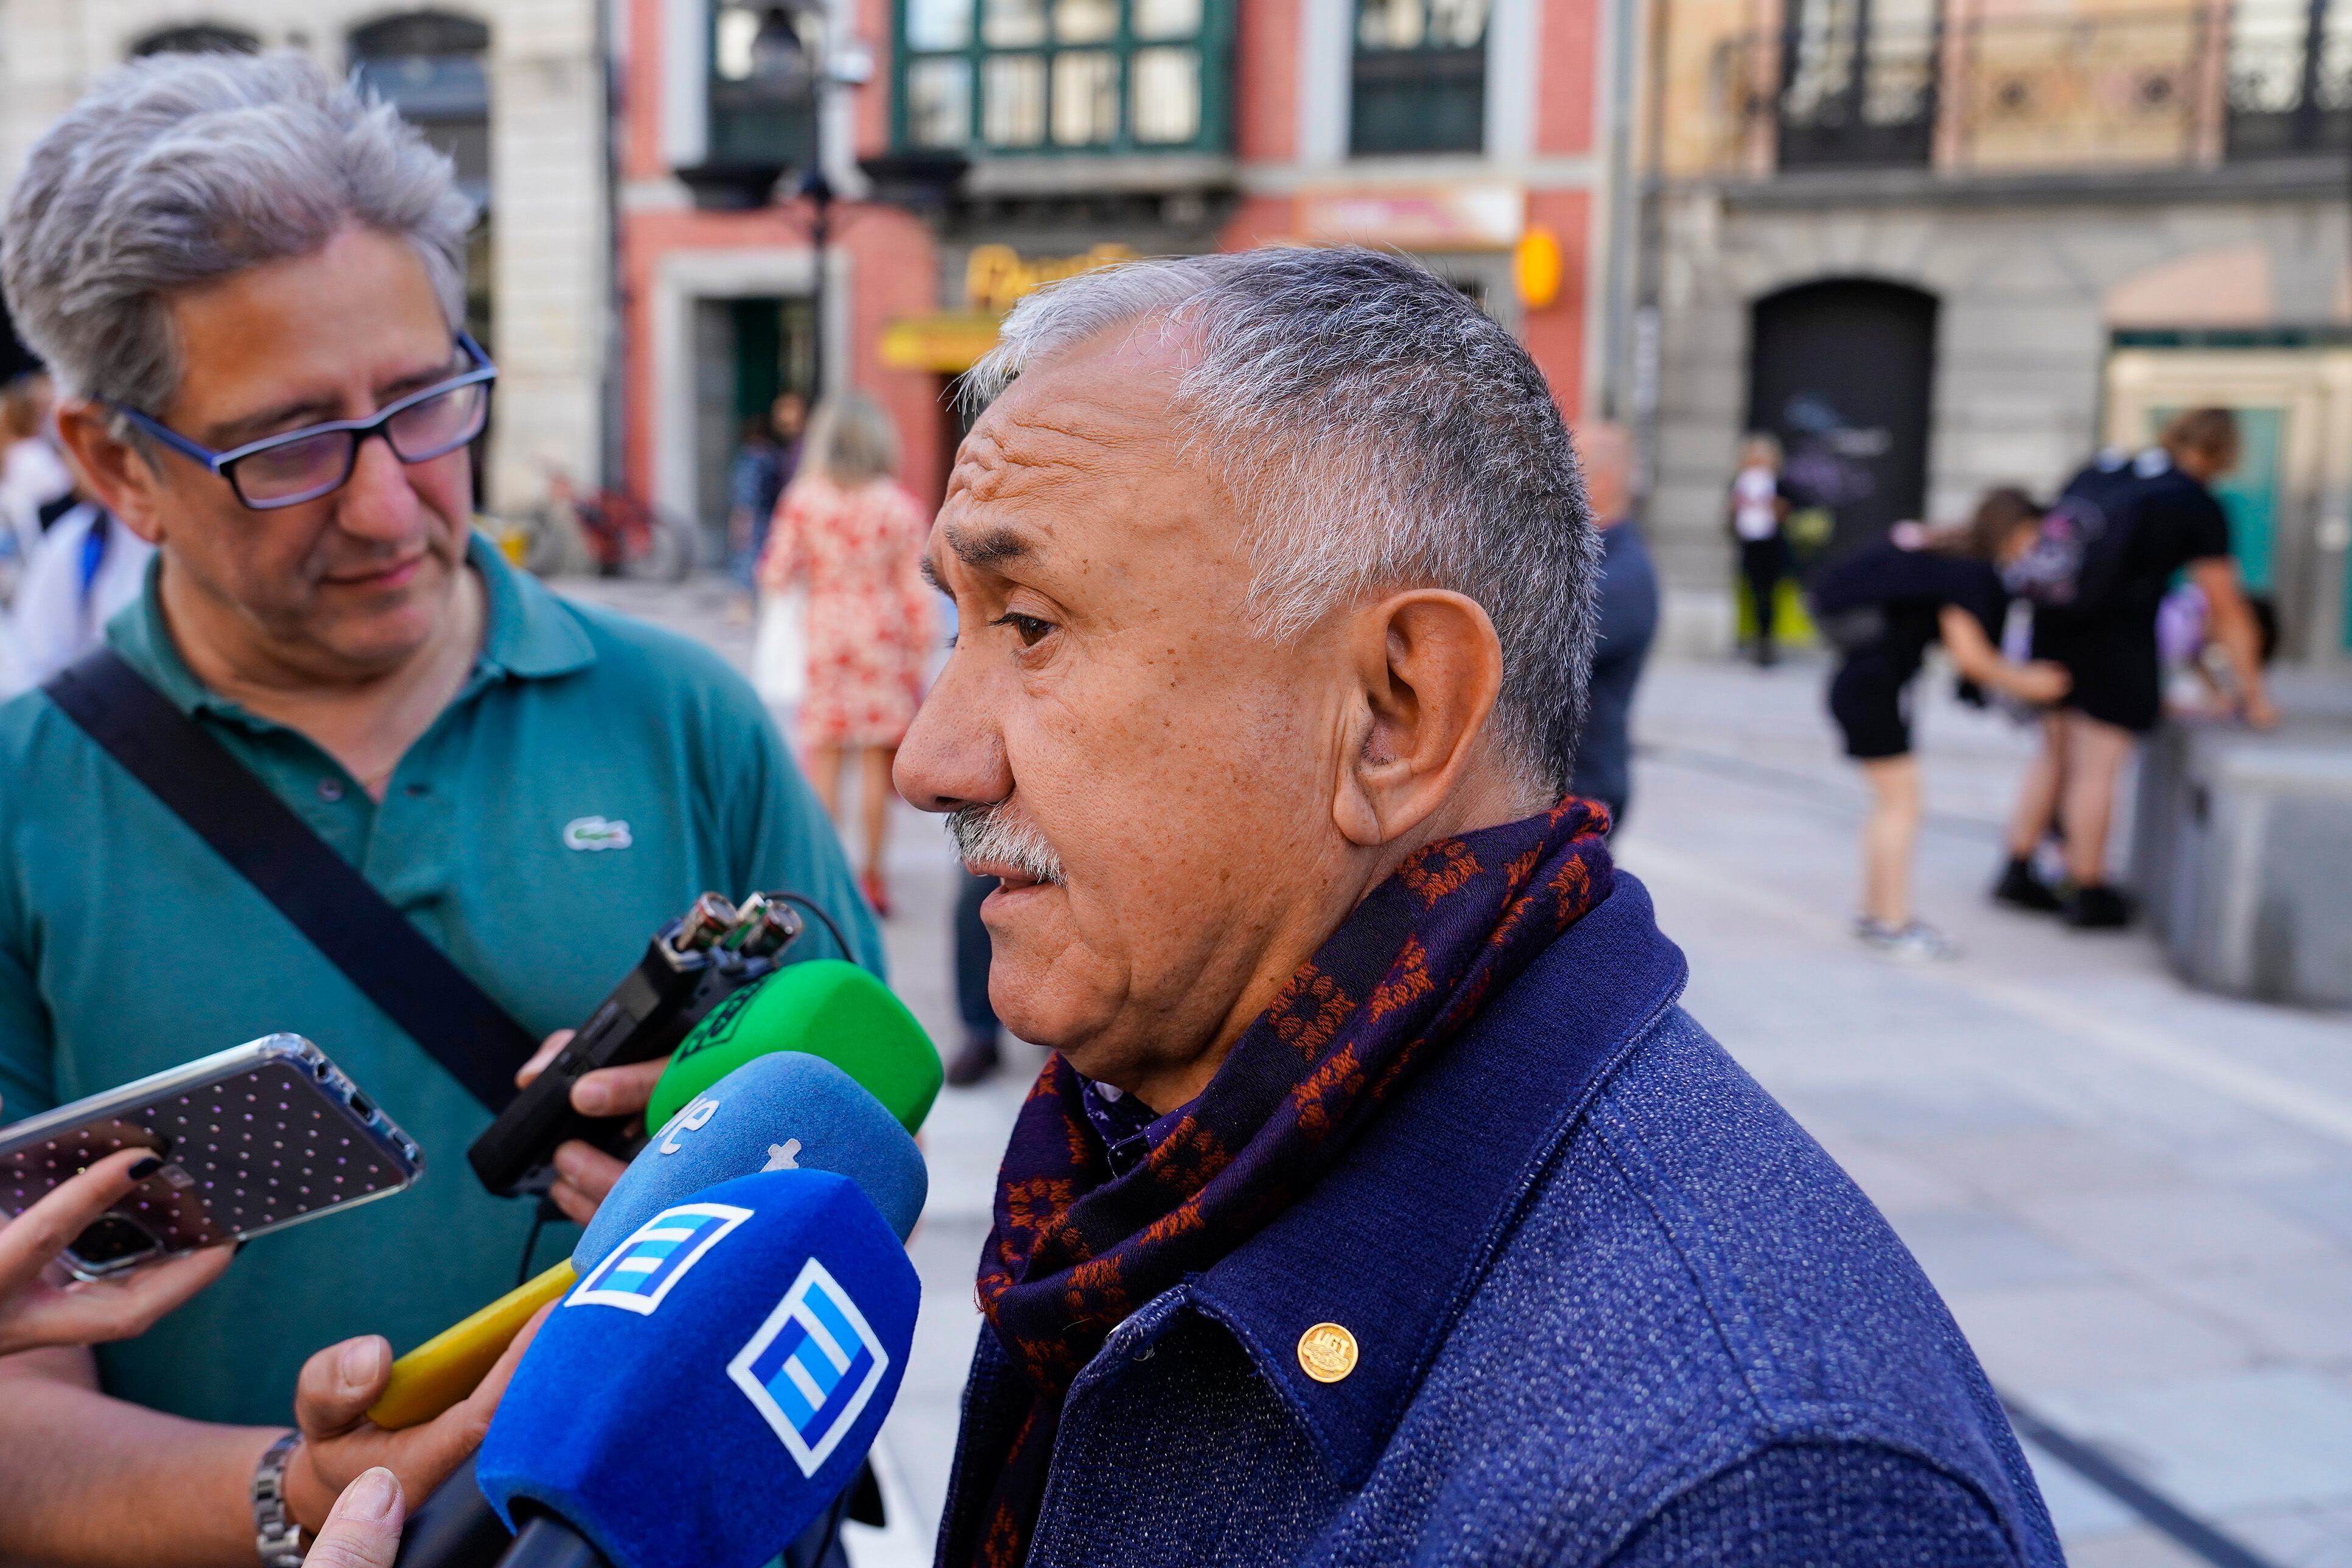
left=991, top=612, right=1054, bottom=648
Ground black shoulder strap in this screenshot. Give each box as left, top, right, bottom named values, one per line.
left=44, top=648, right=534, bottom=1113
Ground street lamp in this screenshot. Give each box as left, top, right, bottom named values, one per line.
left=681, top=1, right=964, bottom=402
left=684, top=2, right=854, bottom=394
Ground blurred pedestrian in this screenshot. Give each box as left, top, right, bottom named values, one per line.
left=0, top=373, right=71, bottom=583
left=1811, top=491, right=2070, bottom=958
left=1728, top=432, right=1791, bottom=665
left=945, top=867, right=1005, bottom=1085
left=727, top=390, right=805, bottom=597
left=0, top=496, right=153, bottom=698
left=759, top=391, right=935, bottom=917
left=1566, top=422, right=1657, bottom=828
left=1995, top=409, right=2273, bottom=927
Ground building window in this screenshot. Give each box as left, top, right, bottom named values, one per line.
left=2227, top=0, right=2352, bottom=155
left=1349, top=0, right=1488, bottom=156
left=1774, top=0, right=1938, bottom=167
left=349, top=14, right=493, bottom=340
left=349, top=14, right=492, bottom=207
left=895, top=0, right=1228, bottom=153
left=130, top=24, right=261, bottom=56
left=710, top=4, right=819, bottom=167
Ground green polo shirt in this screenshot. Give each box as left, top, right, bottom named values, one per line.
left=0, top=536, right=881, bottom=1425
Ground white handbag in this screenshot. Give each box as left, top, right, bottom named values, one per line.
left=754, top=584, right=810, bottom=707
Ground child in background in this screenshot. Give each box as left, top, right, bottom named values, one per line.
left=1810, top=489, right=2073, bottom=959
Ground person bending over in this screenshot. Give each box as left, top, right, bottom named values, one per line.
left=1996, top=410, right=2273, bottom=926
left=901, top=247, right=2062, bottom=1568
left=1812, top=491, right=2070, bottom=959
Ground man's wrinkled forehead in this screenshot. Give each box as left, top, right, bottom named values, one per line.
left=933, top=331, right=1200, bottom=581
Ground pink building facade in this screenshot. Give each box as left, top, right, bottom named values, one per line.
left=616, top=0, right=1625, bottom=530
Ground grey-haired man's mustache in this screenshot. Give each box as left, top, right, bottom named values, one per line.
left=948, top=802, right=1066, bottom=886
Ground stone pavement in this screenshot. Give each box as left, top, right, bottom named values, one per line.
left=563, top=574, right=2352, bottom=1567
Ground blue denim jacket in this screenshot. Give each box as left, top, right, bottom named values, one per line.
left=936, top=875, right=2063, bottom=1567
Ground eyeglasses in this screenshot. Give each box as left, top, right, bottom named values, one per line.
left=114, top=334, right=497, bottom=511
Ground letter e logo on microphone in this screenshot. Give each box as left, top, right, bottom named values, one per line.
left=571, top=1203, right=751, bottom=1315
left=727, top=1259, right=891, bottom=1477
left=657, top=1095, right=720, bottom=1153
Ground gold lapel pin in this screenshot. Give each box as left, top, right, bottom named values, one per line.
left=1297, top=1321, right=1359, bottom=1384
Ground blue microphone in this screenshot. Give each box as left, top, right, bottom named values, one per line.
left=576, top=1052, right=926, bottom=1269
left=477, top=1169, right=920, bottom=1568
left=390, top=1057, right=924, bottom=1568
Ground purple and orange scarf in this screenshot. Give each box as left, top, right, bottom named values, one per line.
left=965, top=797, right=1616, bottom=1567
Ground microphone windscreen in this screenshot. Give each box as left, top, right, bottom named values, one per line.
left=479, top=1169, right=919, bottom=1568
left=646, top=961, right=940, bottom=1137
left=576, top=1054, right=926, bottom=1271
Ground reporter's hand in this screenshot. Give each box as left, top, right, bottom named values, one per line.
left=2011, top=660, right=2072, bottom=706
left=2242, top=687, right=2280, bottom=730
left=0, top=1143, right=234, bottom=1356
left=515, top=1029, right=671, bottom=1225
left=306, top=1468, right=406, bottom=1568
left=281, top=1303, right=550, bottom=1535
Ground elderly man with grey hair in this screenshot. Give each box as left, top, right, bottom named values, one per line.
left=0, top=51, right=873, bottom=1564
left=903, top=248, right=2063, bottom=1568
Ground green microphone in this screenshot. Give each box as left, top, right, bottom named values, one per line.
left=645, top=959, right=943, bottom=1137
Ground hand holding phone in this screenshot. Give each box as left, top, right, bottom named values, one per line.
left=0, top=1139, right=234, bottom=1356
left=0, top=1035, right=423, bottom=1278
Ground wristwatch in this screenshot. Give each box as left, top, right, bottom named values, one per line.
left=251, top=1430, right=305, bottom=1567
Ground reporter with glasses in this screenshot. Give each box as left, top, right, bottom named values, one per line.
left=0, top=51, right=874, bottom=1564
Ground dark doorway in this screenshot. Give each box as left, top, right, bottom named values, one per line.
left=1746, top=278, right=1937, bottom=563
left=690, top=295, right=816, bottom=548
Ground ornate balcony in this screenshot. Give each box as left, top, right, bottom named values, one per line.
left=1698, top=6, right=2350, bottom=180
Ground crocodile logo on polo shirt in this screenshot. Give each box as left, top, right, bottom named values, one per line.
left=563, top=816, right=633, bottom=852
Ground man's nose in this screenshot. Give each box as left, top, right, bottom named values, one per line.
left=331, top=433, right=426, bottom=542
left=894, top=646, right=1011, bottom=814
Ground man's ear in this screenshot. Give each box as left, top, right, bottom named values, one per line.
left=1331, top=589, right=1505, bottom=849
left=53, top=399, right=169, bottom=547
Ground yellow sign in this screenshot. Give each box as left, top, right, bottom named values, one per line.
left=964, top=243, right=1139, bottom=314
left=1514, top=226, right=1564, bottom=310
left=878, top=312, right=1003, bottom=374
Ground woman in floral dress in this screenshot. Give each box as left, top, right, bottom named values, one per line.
left=758, top=393, right=936, bottom=915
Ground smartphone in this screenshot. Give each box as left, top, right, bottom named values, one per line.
left=0, top=1034, right=423, bottom=1279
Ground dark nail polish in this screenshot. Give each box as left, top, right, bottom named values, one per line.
left=128, top=1156, right=162, bottom=1180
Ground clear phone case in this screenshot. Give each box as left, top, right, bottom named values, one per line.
left=0, top=1034, right=423, bottom=1278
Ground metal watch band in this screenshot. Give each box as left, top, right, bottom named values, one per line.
left=251, top=1430, right=304, bottom=1567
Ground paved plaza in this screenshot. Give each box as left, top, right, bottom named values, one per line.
left=565, top=574, right=2352, bottom=1568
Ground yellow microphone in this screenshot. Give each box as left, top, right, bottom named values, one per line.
left=368, top=1261, right=576, bottom=1430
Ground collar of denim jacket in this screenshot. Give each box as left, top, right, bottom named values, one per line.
left=1185, top=870, right=1690, bottom=1489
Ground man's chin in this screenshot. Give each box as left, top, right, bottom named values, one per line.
left=978, top=876, right=1062, bottom=920
left=305, top=559, right=456, bottom=668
